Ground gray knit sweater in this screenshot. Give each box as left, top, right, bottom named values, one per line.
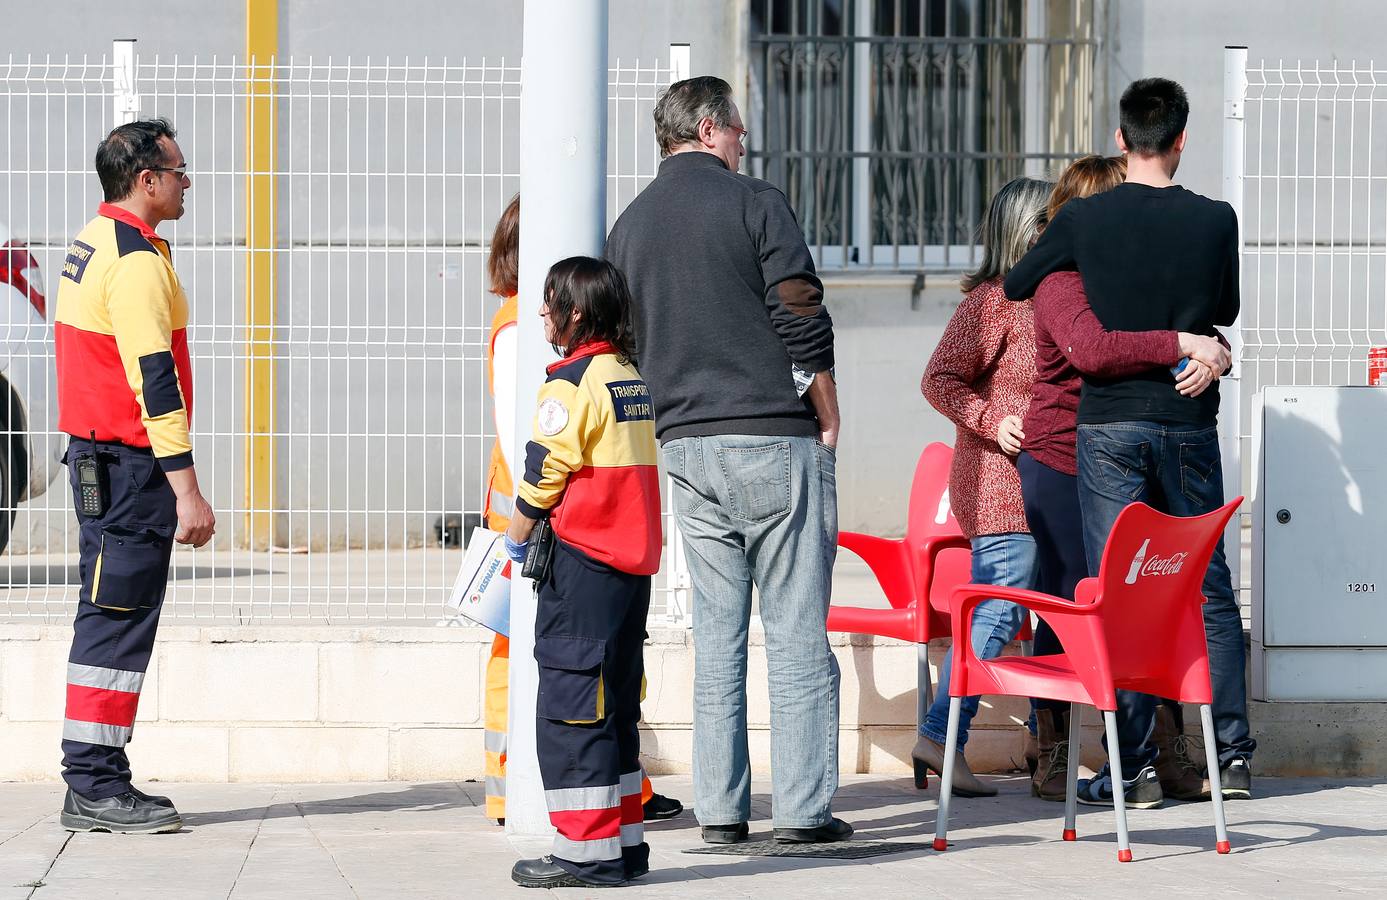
left=604, top=151, right=834, bottom=442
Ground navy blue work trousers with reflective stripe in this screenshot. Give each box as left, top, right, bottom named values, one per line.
left=534, top=540, right=650, bottom=885
left=61, top=441, right=177, bottom=800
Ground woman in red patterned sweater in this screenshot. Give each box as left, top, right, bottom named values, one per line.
left=915, top=176, right=1052, bottom=797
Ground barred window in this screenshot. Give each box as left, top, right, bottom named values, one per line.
left=748, top=0, right=1096, bottom=271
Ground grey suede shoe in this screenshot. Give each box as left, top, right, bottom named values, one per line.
left=912, top=735, right=998, bottom=798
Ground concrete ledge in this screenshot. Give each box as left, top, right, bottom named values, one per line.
left=2, top=623, right=1381, bottom=782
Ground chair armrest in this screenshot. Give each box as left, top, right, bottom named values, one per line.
left=837, top=532, right=913, bottom=609
left=949, top=583, right=1101, bottom=620
left=947, top=582, right=1113, bottom=705
left=915, top=533, right=972, bottom=557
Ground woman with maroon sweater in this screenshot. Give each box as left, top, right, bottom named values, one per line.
left=1019, top=155, right=1230, bottom=802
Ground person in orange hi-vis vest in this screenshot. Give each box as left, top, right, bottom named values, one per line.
left=482, top=196, right=680, bottom=825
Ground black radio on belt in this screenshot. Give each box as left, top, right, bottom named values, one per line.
left=522, top=516, right=556, bottom=582
left=75, top=431, right=107, bottom=517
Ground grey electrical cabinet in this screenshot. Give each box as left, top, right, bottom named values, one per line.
left=1253, top=385, right=1387, bottom=701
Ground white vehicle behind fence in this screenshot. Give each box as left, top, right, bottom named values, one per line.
left=0, top=222, right=64, bottom=554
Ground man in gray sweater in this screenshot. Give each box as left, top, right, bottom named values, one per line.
left=605, top=76, right=848, bottom=845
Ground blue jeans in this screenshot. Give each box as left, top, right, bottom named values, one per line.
left=921, top=533, right=1038, bottom=748
left=662, top=434, right=840, bottom=828
left=1076, top=422, right=1256, bottom=772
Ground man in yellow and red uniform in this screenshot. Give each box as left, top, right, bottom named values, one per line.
left=52, top=119, right=216, bottom=834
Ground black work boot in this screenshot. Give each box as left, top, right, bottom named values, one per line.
left=130, top=786, right=175, bottom=808
left=642, top=792, right=683, bottom=821
left=511, top=856, right=624, bottom=889
left=61, top=789, right=182, bottom=834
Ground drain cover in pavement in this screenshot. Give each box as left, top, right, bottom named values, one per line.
left=684, top=840, right=931, bottom=859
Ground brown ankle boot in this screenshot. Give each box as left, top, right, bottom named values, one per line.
left=1031, top=708, right=1070, bottom=802
left=1153, top=704, right=1210, bottom=801
left=1023, top=728, right=1038, bottom=777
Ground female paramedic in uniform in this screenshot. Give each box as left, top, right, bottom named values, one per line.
left=503, top=256, right=662, bottom=889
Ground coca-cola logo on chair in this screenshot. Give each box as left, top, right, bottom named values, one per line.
left=1124, top=538, right=1189, bottom=584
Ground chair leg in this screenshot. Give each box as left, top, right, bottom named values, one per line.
left=1102, top=710, right=1133, bottom=863
left=1200, top=703, right=1231, bottom=854
left=914, top=644, right=931, bottom=790
left=933, top=696, right=963, bottom=851
left=1063, top=702, right=1081, bottom=842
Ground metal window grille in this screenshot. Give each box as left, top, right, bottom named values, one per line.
left=0, top=48, right=688, bottom=624
left=748, top=0, right=1095, bottom=272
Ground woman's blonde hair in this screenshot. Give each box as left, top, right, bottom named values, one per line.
left=1048, top=154, right=1127, bottom=221
left=961, top=176, right=1053, bottom=292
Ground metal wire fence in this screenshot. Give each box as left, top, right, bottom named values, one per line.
left=0, top=48, right=688, bottom=624
left=1240, top=57, right=1387, bottom=395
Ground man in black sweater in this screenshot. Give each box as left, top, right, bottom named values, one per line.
left=606, top=76, right=849, bottom=846
left=1006, top=78, right=1255, bottom=809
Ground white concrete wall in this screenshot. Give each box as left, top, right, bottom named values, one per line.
left=5, top=623, right=1378, bottom=782
left=0, top=623, right=1088, bottom=783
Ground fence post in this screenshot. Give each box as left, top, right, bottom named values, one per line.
left=112, top=39, right=140, bottom=125
left=852, top=0, right=872, bottom=266
left=669, top=41, right=690, bottom=83
left=1221, top=45, right=1248, bottom=603
left=245, top=0, right=279, bottom=550
left=508, top=0, right=611, bottom=837
left=666, top=42, right=693, bottom=625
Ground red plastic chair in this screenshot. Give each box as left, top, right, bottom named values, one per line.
left=825, top=443, right=971, bottom=788
left=933, top=497, right=1243, bottom=862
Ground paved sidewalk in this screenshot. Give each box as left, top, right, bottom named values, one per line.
left=2, top=775, right=1383, bottom=898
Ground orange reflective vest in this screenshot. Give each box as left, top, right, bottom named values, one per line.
left=484, top=296, right=518, bottom=532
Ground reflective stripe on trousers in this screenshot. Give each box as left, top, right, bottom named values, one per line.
left=64, top=662, right=145, bottom=748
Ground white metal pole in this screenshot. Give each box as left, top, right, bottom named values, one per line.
left=665, top=42, right=691, bottom=625
left=113, top=39, right=140, bottom=125
left=670, top=42, right=690, bottom=84
left=852, top=0, right=872, bottom=266
left=1221, top=45, right=1248, bottom=605
left=507, top=0, right=610, bottom=837
left=1021, top=0, right=1047, bottom=180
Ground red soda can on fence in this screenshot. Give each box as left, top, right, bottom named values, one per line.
left=1370, top=347, right=1387, bottom=386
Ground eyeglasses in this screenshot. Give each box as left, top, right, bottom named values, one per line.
left=732, top=128, right=748, bottom=148
left=148, top=165, right=188, bottom=177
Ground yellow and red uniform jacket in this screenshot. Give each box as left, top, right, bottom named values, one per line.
left=516, top=341, right=661, bottom=575
left=54, top=204, right=194, bottom=470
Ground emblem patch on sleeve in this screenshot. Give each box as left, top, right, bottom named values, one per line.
left=537, top=398, right=570, bottom=436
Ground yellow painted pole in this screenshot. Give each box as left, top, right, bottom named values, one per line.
left=245, top=0, right=278, bottom=549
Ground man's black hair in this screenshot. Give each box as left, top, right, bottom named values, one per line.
left=96, top=118, right=177, bottom=202
left=1119, top=78, right=1189, bottom=155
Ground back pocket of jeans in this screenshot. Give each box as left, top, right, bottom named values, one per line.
left=85, top=524, right=173, bottom=611
left=716, top=442, right=791, bottom=524
left=1179, top=434, right=1223, bottom=502
left=1085, top=435, right=1149, bottom=499
left=534, top=634, right=607, bottom=724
